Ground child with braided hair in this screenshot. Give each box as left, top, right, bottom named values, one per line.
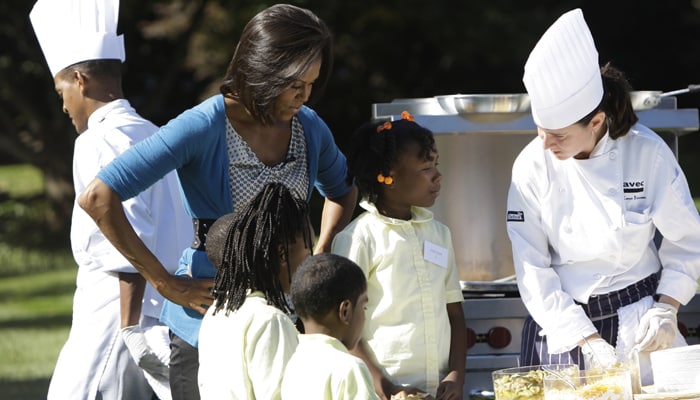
left=197, top=182, right=313, bottom=400
left=332, top=112, right=466, bottom=400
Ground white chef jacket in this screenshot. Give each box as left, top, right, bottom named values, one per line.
left=506, top=123, right=700, bottom=353
left=48, top=99, right=192, bottom=400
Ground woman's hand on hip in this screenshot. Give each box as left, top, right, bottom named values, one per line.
left=159, top=276, right=214, bottom=314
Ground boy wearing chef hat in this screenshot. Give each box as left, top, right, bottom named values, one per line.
left=30, top=0, right=192, bottom=398
left=507, top=8, right=700, bottom=385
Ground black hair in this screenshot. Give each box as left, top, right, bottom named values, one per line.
left=290, top=253, right=366, bottom=320
left=56, top=59, right=123, bottom=83
left=346, top=118, right=436, bottom=204
left=576, top=63, right=638, bottom=140
left=219, top=4, right=333, bottom=125
left=206, top=182, right=313, bottom=315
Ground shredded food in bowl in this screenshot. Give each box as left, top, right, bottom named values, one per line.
left=493, top=370, right=545, bottom=400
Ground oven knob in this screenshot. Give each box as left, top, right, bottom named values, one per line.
left=487, top=326, right=511, bottom=349
left=466, top=327, right=477, bottom=349
left=678, top=321, right=689, bottom=338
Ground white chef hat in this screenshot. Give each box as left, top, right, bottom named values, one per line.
left=523, top=8, right=603, bottom=130
left=30, top=0, right=125, bottom=78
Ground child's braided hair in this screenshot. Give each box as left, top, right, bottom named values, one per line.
left=206, top=182, right=312, bottom=315
left=346, top=112, right=436, bottom=203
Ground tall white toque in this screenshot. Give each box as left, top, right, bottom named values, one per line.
left=523, top=8, right=603, bottom=130
left=30, top=0, right=125, bottom=78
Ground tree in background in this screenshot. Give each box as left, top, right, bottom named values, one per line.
left=1, top=0, right=699, bottom=240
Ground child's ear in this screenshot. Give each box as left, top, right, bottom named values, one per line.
left=338, top=299, right=352, bottom=325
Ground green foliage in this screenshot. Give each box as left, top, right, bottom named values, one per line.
left=0, top=165, right=44, bottom=197
left=0, top=243, right=74, bottom=277
left=0, top=165, right=69, bottom=253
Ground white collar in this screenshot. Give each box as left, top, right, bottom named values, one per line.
left=359, top=198, right=433, bottom=225
left=86, top=98, right=131, bottom=129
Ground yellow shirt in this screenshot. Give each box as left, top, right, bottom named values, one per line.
left=332, top=200, right=463, bottom=394
left=281, top=334, right=379, bottom=400
left=198, top=291, right=299, bottom=400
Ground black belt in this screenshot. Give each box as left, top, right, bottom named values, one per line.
left=191, top=218, right=217, bottom=251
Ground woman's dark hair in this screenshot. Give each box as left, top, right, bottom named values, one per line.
left=219, top=4, right=333, bottom=125
left=577, top=63, right=638, bottom=139
left=290, top=253, right=366, bottom=320
left=346, top=118, right=436, bottom=204
left=206, top=182, right=312, bottom=315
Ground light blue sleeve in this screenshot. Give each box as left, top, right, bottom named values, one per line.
left=97, top=95, right=231, bottom=218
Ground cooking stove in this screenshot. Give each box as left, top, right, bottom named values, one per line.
left=461, top=290, right=700, bottom=399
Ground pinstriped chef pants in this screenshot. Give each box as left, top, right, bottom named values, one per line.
left=519, top=273, right=659, bottom=368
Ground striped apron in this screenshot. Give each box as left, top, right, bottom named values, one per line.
left=519, top=273, right=659, bottom=368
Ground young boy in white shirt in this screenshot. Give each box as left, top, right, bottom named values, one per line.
left=281, top=253, right=378, bottom=400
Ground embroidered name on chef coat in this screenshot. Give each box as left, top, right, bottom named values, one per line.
left=507, top=211, right=525, bottom=222
left=623, top=180, right=645, bottom=193
left=623, top=180, right=646, bottom=201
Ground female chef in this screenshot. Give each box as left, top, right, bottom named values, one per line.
left=506, top=8, right=700, bottom=378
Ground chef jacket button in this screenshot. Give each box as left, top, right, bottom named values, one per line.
left=607, top=188, right=617, bottom=196
left=559, top=187, right=565, bottom=193
left=564, top=226, right=572, bottom=234
left=609, top=152, right=617, bottom=160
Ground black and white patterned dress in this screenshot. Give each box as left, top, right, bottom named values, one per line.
left=225, top=116, right=309, bottom=210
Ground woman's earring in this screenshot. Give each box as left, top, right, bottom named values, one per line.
left=278, top=245, right=287, bottom=262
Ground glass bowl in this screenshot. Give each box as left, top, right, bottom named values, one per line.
left=543, top=368, right=633, bottom=400
left=492, top=364, right=579, bottom=400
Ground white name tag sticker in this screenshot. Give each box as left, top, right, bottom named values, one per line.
left=424, top=240, right=448, bottom=269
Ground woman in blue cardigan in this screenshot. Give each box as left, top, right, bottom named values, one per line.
left=78, top=4, right=357, bottom=399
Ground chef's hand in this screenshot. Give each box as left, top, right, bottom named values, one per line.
left=581, top=337, right=618, bottom=370
left=634, top=302, right=678, bottom=352
left=122, top=325, right=169, bottom=378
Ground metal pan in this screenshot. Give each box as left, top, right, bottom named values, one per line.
left=435, top=94, right=531, bottom=122
left=436, top=85, right=699, bottom=116
left=436, top=94, right=531, bottom=114
left=460, top=280, right=519, bottom=294
left=631, top=84, right=700, bottom=110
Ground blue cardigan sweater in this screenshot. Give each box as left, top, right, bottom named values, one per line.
left=98, top=94, right=351, bottom=346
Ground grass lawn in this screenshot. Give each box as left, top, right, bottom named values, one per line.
left=0, top=164, right=75, bottom=400
left=0, top=267, right=75, bottom=400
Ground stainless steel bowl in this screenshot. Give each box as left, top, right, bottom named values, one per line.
left=436, top=94, right=531, bottom=115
